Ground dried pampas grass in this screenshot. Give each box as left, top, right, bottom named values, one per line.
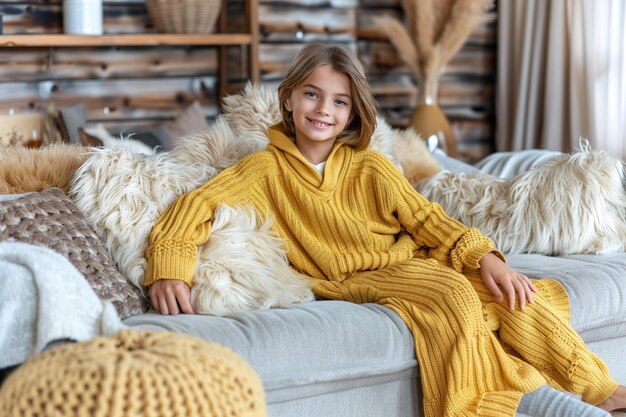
left=374, top=0, right=494, bottom=84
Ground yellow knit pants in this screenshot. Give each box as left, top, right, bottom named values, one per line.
left=312, top=258, right=618, bottom=417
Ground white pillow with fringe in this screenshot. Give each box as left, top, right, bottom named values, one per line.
left=416, top=145, right=626, bottom=255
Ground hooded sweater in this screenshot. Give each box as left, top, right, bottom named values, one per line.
left=144, top=122, right=497, bottom=286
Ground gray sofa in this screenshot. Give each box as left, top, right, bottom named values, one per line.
left=124, top=252, right=626, bottom=417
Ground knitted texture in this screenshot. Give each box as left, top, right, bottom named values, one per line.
left=0, top=188, right=148, bottom=319
left=312, top=263, right=617, bottom=417
left=0, top=330, right=266, bottom=417
left=145, top=122, right=497, bottom=286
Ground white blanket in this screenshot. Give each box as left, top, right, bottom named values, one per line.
left=0, top=241, right=125, bottom=368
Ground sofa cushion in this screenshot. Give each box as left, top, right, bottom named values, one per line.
left=507, top=252, right=626, bottom=341
left=123, top=300, right=418, bottom=403
left=0, top=188, right=149, bottom=319
left=475, top=149, right=562, bottom=178
left=161, top=101, right=211, bottom=150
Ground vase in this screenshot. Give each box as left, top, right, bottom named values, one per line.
left=410, top=76, right=458, bottom=158
left=63, top=0, right=103, bottom=35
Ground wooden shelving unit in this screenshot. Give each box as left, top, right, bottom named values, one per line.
left=0, top=0, right=259, bottom=98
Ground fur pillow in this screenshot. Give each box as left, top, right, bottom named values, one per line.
left=416, top=147, right=626, bottom=255
left=70, top=146, right=211, bottom=288
left=0, top=188, right=148, bottom=319
left=0, top=144, right=89, bottom=194
left=192, top=205, right=314, bottom=315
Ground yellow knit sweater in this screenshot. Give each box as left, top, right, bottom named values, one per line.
left=145, top=122, right=497, bottom=286
left=145, top=122, right=618, bottom=417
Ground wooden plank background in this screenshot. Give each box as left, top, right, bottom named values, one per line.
left=0, top=0, right=497, bottom=161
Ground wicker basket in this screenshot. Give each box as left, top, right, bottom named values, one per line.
left=145, top=0, right=222, bottom=34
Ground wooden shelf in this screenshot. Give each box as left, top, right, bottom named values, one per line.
left=0, top=34, right=253, bottom=48
left=0, top=0, right=259, bottom=100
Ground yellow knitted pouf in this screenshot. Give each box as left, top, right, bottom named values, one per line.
left=0, top=330, right=266, bottom=417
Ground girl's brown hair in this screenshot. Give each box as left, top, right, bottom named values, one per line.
left=277, top=43, right=377, bottom=151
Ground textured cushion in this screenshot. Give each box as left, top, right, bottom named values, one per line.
left=0, top=330, right=266, bottom=417
left=0, top=188, right=148, bottom=319
left=58, top=104, right=87, bottom=144
left=162, top=101, right=211, bottom=150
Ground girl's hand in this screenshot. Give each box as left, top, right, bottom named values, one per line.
left=148, top=279, right=194, bottom=315
left=479, top=252, right=537, bottom=310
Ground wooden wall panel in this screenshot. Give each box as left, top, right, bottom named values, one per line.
left=0, top=77, right=217, bottom=121
left=0, top=47, right=218, bottom=81
left=259, top=4, right=355, bottom=42
left=0, top=0, right=497, bottom=161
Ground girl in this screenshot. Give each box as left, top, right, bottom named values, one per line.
left=144, top=43, right=626, bottom=417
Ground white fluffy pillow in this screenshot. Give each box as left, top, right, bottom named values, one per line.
left=71, top=119, right=313, bottom=316
left=417, top=148, right=626, bottom=255
left=193, top=205, right=313, bottom=316
left=70, top=147, right=211, bottom=288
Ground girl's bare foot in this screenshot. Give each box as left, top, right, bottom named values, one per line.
left=598, top=385, right=626, bottom=412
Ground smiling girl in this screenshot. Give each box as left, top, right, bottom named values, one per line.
left=144, top=43, right=626, bottom=417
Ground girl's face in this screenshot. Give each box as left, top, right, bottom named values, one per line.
left=285, top=65, right=353, bottom=158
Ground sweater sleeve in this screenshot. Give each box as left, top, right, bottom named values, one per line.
left=143, top=153, right=270, bottom=286
left=373, top=154, right=504, bottom=272
left=143, top=182, right=215, bottom=286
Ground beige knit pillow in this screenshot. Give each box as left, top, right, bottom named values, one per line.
left=0, top=188, right=148, bottom=319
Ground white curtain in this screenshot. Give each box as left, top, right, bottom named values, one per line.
left=497, top=0, right=626, bottom=160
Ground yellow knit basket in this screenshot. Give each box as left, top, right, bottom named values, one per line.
left=145, top=0, right=222, bottom=34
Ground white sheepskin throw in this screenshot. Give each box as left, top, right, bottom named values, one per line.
left=70, top=147, right=211, bottom=289
left=71, top=119, right=313, bottom=316
left=193, top=205, right=314, bottom=316
left=416, top=146, right=626, bottom=255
